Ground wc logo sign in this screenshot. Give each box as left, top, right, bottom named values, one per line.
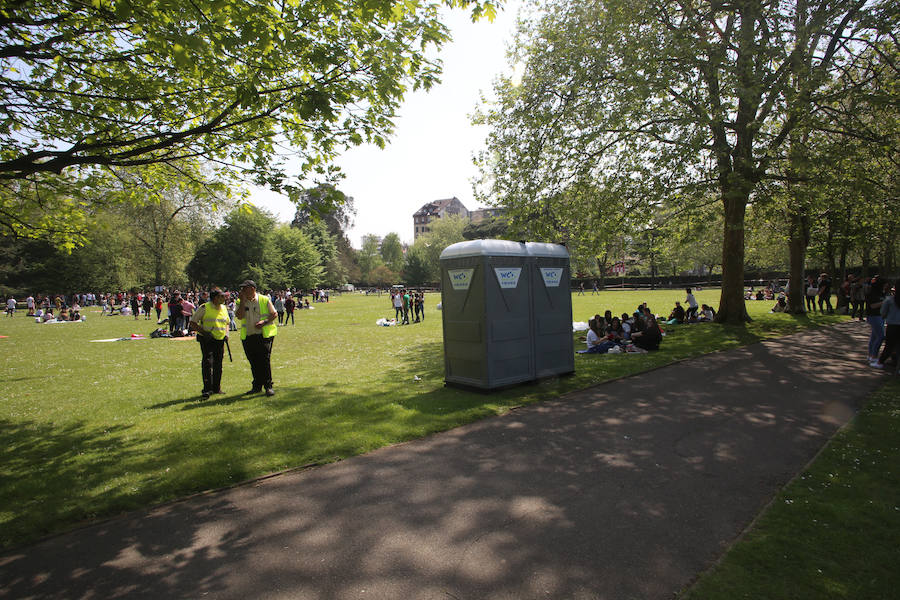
left=540, top=267, right=563, bottom=287
left=448, top=268, right=474, bottom=291
left=494, top=267, right=522, bottom=289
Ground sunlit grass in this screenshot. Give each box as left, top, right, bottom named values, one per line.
left=0, top=289, right=847, bottom=549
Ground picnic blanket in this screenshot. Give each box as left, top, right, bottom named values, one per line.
left=90, top=334, right=147, bottom=342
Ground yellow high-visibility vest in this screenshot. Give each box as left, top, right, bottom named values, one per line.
left=200, top=302, right=229, bottom=340
left=237, top=295, right=277, bottom=340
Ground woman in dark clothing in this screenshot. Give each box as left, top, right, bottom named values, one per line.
left=866, top=276, right=888, bottom=363
left=284, top=295, right=295, bottom=325
left=631, top=315, right=662, bottom=351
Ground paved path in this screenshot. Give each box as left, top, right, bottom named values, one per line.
left=0, top=321, right=889, bottom=600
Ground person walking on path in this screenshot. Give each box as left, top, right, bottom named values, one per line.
left=817, top=272, right=833, bottom=313
left=872, top=280, right=899, bottom=370
left=235, top=280, right=277, bottom=397
left=865, top=275, right=888, bottom=365
left=189, top=287, right=230, bottom=400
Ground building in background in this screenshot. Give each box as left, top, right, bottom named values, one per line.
left=413, top=197, right=470, bottom=239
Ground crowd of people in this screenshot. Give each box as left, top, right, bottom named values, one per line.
left=6, top=276, right=898, bottom=374
left=389, top=289, right=426, bottom=325
left=2, top=288, right=331, bottom=329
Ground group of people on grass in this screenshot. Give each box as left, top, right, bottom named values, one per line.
left=580, top=305, right=664, bottom=354
left=5, top=294, right=85, bottom=322
left=580, top=289, right=714, bottom=355
left=390, top=289, right=425, bottom=325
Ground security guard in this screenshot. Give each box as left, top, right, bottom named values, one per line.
left=189, top=287, right=230, bottom=400
left=234, top=280, right=278, bottom=396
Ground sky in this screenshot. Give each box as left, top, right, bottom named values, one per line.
left=249, top=2, right=524, bottom=249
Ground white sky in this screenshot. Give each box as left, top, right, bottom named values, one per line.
left=249, top=2, right=523, bottom=248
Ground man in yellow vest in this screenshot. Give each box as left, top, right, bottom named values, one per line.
left=189, top=287, right=230, bottom=400
left=235, top=280, right=278, bottom=396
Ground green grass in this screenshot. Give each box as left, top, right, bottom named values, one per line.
left=681, top=378, right=900, bottom=600
left=0, top=289, right=846, bottom=549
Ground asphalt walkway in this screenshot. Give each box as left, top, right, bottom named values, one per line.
left=0, top=321, right=888, bottom=599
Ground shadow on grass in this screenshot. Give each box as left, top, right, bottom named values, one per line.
left=0, top=419, right=137, bottom=548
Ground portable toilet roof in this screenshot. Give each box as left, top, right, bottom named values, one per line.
left=440, top=239, right=527, bottom=260
left=525, top=242, right=570, bottom=258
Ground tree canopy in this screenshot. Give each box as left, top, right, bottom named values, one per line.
left=1, top=0, right=496, bottom=185
left=477, top=0, right=896, bottom=322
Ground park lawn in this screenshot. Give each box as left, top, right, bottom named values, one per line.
left=681, top=377, right=900, bottom=600
left=0, top=289, right=847, bottom=550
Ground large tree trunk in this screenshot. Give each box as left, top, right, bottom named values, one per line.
left=787, top=207, right=809, bottom=313
left=716, top=190, right=751, bottom=323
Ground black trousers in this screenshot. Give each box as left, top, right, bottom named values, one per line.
left=198, top=335, right=225, bottom=393
left=879, top=324, right=899, bottom=365
left=242, top=334, right=274, bottom=389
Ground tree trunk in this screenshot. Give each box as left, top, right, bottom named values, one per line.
left=595, top=256, right=606, bottom=290
left=883, top=223, right=896, bottom=273
left=716, top=190, right=751, bottom=323
left=787, top=207, right=810, bottom=314
left=838, top=209, right=850, bottom=282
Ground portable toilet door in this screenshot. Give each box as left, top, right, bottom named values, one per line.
left=527, top=242, right=575, bottom=378
left=440, top=240, right=533, bottom=389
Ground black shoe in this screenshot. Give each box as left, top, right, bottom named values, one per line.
left=246, top=387, right=262, bottom=395
left=265, top=388, right=275, bottom=397
left=201, top=391, right=210, bottom=400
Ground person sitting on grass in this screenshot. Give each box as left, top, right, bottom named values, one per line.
left=608, top=316, right=626, bottom=342
left=581, top=318, right=620, bottom=354
left=620, top=313, right=633, bottom=340
left=631, top=310, right=645, bottom=334
left=667, top=301, right=685, bottom=324
left=771, top=293, right=788, bottom=313
left=698, top=304, right=716, bottom=321
left=630, top=314, right=662, bottom=351
left=70, top=302, right=81, bottom=321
